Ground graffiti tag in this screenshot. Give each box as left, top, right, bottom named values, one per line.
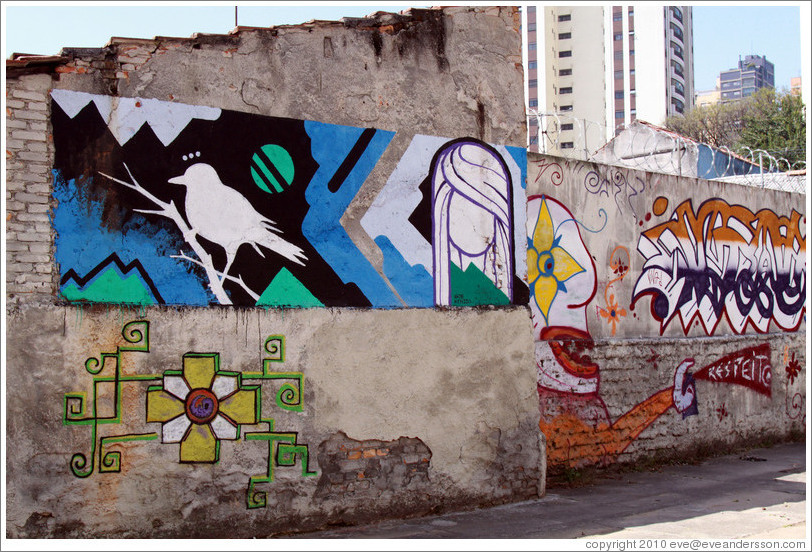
left=632, top=199, right=806, bottom=334
left=583, top=169, right=646, bottom=218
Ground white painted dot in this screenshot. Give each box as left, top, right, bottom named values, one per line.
left=182, top=155, right=188, bottom=161
left=195, top=151, right=201, bottom=157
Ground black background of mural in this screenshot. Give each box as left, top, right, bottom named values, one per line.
left=52, top=101, right=371, bottom=306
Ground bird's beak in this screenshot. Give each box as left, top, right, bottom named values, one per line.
left=168, top=175, right=186, bottom=185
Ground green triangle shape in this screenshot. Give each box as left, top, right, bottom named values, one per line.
left=449, top=262, right=510, bottom=306
left=256, top=268, right=324, bottom=308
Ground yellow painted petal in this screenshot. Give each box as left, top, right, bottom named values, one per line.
left=183, top=354, right=216, bottom=390
left=180, top=423, right=218, bottom=463
left=551, top=247, right=584, bottom=282
left=146, top=389, right=185, bottom=423
left=533, top=275, right=558, bottom=322
left=527, top=248, right=539, bottom=283
left=532, top=198, right=555, bottom=252
left=220, top=388, right=258, bottom=425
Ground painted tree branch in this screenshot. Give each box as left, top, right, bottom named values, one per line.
left=98, top=164, right=233, bottom=305
left=171, top=252, right=260, bottom=301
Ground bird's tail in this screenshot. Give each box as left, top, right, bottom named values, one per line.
left=252, top=232, right=308, bottom=266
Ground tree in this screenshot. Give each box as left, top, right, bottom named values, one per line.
left=665, top=88, right=806, bottom=168
left=664, top=100, right=750, bottom=148
left=738, top=87, right=806, bottom=167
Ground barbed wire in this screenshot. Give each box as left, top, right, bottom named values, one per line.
left=527, top=111, right=807, bottom=194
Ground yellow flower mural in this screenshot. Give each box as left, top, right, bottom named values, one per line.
left=147, top=353, right=258, bottom=463
left=527, top=196, right=586, bottom=324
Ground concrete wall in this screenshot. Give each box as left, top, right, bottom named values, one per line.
left=5, top=4, right=805, bottom=540
left=6, top=7, right=542, bottom=539
left=526, top=153, right=805, bottom=474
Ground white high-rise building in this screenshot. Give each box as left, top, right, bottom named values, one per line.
left=524, top=5, right=694, bottom=154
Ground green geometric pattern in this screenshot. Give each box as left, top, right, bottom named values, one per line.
left=63, top=320, right=315, bottom=509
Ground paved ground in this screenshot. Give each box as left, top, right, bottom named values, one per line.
left=289, top=441, right=807, bottom=540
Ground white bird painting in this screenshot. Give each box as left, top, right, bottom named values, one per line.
left=168, top=163, right=308, bottom=279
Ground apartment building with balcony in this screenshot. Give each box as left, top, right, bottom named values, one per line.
left=525, top=5, right=694, bottom=153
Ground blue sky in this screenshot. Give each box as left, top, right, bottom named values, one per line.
left=2, top=3, right=424, bottom=56
left=692, top=5, right=803, bottom=92
left=2, top=3, right=807, bottom=93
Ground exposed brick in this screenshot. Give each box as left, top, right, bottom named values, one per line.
left=18, top=74, right=53, bottom=91
left=28, top=122, right=48, bottom=131
left=26, top=101, right=48, bottom=111
left=5, top=242, right=29, bottom=252
left=120, top=56, right=151, bottom=65
left=11, top=89, right=48, bottom=102
left=27, top=204, right=52, bottom=213
left=12, top=264, right=35, bottom=274
left=6, top=119, right=28, bottom=129
left=25, top=184, right=51, bottom=194
left=14, top=192, right=49, bottom=203
left=16, top=232, right=49, bottom=242
left=16, top=273, right=51, bottom=283
left=7, top=99, right=25, bottom=109
left=27, top=242, right=51, bottom=254
left=6, top=139, right=25, bottom=149
left=17, top=173, right=50, bottom=184
left=91, top=60, right=117, bottom=70
left=26, top=142, right=48, bottom=152
left=11, top=130, right=46, bottom=141
left=15, top=110, right=47, bottom=121
left=6, top=221, right=29, bottom=232
left=55, top=66, right=88, bottom=75
left=15, top=254, right=51, bottom=264
left=17, top=151, right=49, bottom=162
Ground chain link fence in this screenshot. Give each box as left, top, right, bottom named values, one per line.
left=527, top=111, right=807, bottom=194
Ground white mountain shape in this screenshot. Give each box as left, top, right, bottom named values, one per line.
left=50, top=90, right=220, bottom=146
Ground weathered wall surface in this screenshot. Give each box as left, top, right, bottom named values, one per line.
left=5, top=3, right=806, bottom=539
left=6, top=7, right=541, bottom=539
left=526, top=154, right=806, bottom=474
left=7, top=307, right=538, bottom=538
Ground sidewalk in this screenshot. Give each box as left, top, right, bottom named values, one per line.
left=289, top=441, right=807, bottom=540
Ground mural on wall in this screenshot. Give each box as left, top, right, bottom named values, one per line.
left=527, top=194, right=784, bottom=469
left=632, top=197, right=806, bottom=335
left=597, top=246, right=630, bottom=336
left=528, top=194, right=698, bottom=468
left=51, top=90, right=528, bottom=308
left=359, top=134, right=529, bottom=307
left=63, top=321, right=315, bottom=509
left=431, top=139, right=516, bottom=306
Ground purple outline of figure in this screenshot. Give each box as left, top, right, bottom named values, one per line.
left=430, top=138, right=514, bottom=306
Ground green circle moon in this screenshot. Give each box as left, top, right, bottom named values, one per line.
left=251, top=144, right=295, bottom=194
